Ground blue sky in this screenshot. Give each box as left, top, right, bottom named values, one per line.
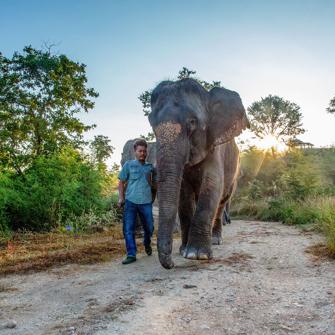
left=1, top=0, right=334, bottom=165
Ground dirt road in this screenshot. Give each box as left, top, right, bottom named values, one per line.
left=1, top=220, right=334, bottom=335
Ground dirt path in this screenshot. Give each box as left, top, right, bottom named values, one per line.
left=1, top=220, right=334, bottom=335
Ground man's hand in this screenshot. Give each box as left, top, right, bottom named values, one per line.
left=118, top=179, right=126, bottom=208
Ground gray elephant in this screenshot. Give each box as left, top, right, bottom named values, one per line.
left=148, top=78, right=249, bottom=269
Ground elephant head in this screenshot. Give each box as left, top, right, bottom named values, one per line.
left=148, top=78, right=249, bottom=269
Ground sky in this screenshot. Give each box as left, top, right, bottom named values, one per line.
left=1, top=0, right=335, bottom=166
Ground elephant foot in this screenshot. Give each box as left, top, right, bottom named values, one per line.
left=159, top=253, right=174, bottom=269
left=179, top=244, right=186, bottom=255
left=211, top=236, right=223, bottom=245
left=183, top=245, right=213, bottom=260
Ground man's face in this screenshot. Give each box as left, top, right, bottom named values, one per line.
left=134, top=146, right=147, bottom=163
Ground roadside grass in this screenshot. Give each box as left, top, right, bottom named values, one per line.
left=0, top=224, right=139, bottom=276
left=315, top=197, right=335, bottom=258
left=231, top=195, right=335, bottom=259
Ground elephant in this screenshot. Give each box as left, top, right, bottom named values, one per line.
left=148, top=78, right=249, bottom=269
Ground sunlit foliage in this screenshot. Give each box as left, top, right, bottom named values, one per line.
left=0, top=46, right=119, bottom=237
left=247, top=95, right=305, bottom=144
left=232, top=146, right=335, bottom=256
left=0, top=46, right=98, bottom=174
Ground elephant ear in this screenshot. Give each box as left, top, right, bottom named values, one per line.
left=207, top=87, right=250, bottom=147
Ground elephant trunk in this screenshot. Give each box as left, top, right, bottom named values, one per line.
left=157, top=158, right=184, bottom=269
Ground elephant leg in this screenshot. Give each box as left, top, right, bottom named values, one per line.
left=184, top=178, right=223, bottom=260
left=178, top=180, right=196, bottom=255
left=225, top=200, right=232, bottom=224
left=212, top=200, right=225, bottom=245
left=174, top=212, right=181, bottom=233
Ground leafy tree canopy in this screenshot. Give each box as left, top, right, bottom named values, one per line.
left=0, top=45, right=99, bottom=175
left=327, top=94, right=335, bottom=115
left=138, top=67, right=223, bottom=141
left=247, top=95, right=305, bottom=143
left=89, top=134, right=114, bottom=166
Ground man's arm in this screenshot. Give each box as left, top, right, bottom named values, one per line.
left=117, top=162, right=129, bottom=207
left=117, top=179, right=126, bottom=207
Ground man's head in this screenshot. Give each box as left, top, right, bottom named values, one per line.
left=133, top=139, right=148, bottom=163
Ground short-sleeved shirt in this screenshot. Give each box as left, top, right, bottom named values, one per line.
left=118, top=158, right=157, bottom=204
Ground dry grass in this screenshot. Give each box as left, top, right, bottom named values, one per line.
left=0, top=282, right=18, bottom=292
left=307, top=243, right=335, bottom=260
left=0, top=224, right=139, bottom=276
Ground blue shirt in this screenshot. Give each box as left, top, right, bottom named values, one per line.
left=118, top=158, right=157, bottom=204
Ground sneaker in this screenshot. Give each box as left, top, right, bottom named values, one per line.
left=145, top=245, right=152, bottom=256
left=122, top=257, right=136, bottom=265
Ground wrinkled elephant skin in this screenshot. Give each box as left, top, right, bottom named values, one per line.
left=148, top=78, right=249, bottom=269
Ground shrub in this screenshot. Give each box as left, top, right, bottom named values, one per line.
left=0, top=147, right=119, bottom=232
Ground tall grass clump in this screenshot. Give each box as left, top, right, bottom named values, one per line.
left=314, top=196, right=335, bottom=256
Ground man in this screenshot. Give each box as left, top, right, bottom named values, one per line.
left=117, top=139, right=157, bottom=265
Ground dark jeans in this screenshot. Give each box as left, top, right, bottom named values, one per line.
left=123, top=199, right=154, bottom=258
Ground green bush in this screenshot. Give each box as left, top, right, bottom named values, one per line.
left=0, top=147, right=118, bottom=232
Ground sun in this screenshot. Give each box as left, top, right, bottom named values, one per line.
left=258, top=135, right=287, bottom=152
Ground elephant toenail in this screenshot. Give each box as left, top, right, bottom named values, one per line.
left=183, top=251, right=187, bottom=258
left=199, top=254, right=208, bottom=260
left=187, top=252, right=197, bottom=260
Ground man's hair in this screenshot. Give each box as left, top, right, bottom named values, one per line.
left=134, top=139, right=147, bottom=150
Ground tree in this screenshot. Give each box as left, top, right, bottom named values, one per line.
left=0, top=45, right=99, bottom=175
left=89, top=134, right=114, bottom=166
left=247, top=95, right=305, bottom=143
left=327, top=94, right=335, bottom=115
left=138, top=67, right=222, bottom=140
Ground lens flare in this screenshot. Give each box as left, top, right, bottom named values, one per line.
left=257, top=135, right=287, bottom=152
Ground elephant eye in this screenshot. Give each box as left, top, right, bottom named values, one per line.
left=189, top=118, right=198, bottom=134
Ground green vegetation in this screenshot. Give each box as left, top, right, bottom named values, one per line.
left=1, top=44, right=334, bottom=268
left=327, top=93, right=335, bottom=115
left=0, top=46, right=120, bottom=239
left=232, top=146, right=335, bottom=256
left=0, top=147, right=119, bottom=235
left=0, top=45, right=98, bottom=174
